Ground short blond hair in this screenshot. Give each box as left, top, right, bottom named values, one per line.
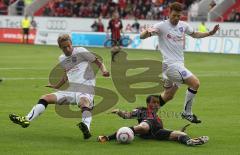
left=57, top=34, right=71, bottom=46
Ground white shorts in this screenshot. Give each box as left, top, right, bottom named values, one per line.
left=162, top=62, right=193, bottom=88
left=52, top=91, right=94, bottom=108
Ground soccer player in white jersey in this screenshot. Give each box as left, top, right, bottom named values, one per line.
left=140, top=2, right=219, bottom=123
left=9, top=34, right=110, bottom=139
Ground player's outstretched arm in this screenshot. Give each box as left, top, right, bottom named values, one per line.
left=140, top=25, right=157, bottom=39
left=46, top=72, right=68, bottom=89
left=93, top=58, right=110, bottom=77
left=190, top=24, right=220, bottom=38
left=111, top=109, right=132, bottom=119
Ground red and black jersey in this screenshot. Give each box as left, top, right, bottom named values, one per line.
left=130, top=106, right=163, bottom=129
left=107, top=18, right=123, bottom=41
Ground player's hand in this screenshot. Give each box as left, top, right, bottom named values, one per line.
left=102, top=71, right=110, bottom=77
left=209, top=24, right=219, bottom=35
left=111, top=109, right=120, bottom=114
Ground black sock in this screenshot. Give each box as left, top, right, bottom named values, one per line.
left=188, top=88, right=197, bottom=94
left=38, top=99, right=48, bottom=108
left=178, top=135, right=191, bottom=145
left=107, top=132, right=117, bottom=140
left=129, top=126, right=136, bottom=134
left=159, top=95, right=166, bottom=107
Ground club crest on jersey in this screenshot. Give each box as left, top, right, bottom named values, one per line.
left=72, top=56, right=77, bottom=63
left=181, top=71, right=187, bottom=77
left=179, top=27, right=183, bottom=33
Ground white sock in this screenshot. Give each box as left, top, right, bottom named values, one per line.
left=25, top=104, right=46, bottom=121
left=82, top=110, right=92, bottom=130
left=183, top=88, right=197, bottom=115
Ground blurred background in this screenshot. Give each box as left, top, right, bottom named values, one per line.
left=0, top=0, right=240, bottom=53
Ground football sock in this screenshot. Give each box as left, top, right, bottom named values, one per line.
left=158, top=95, right=166, bottom=107
left=82, top=110, right=92, bottom=130
left=178, top=135, right=191, bottom=145
left=108, top=132, right=117, bottom=140
left=129, top=126, right=136, bottom=134
left=183, top=88, right=197, bottom=115
left=25, top=99, right=48, bottom=121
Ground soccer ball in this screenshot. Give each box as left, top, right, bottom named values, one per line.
left=116, top=127, right=134, bottom=144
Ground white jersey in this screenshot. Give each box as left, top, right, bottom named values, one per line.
left=59, top=47, right=96, bottom=87
left=153, top=19, right=194, bottom=64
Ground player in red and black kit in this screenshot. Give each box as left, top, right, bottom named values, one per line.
left=107, top=11, right=123, bottom=62
left=98, top=95, right=209, bottom=146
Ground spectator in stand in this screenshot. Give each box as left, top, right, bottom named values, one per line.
left=91, top=16, right=105, bottom=32
left=235, top=13, right=240, bottom=22
left=40, top=0, right=192, bottom=20
left=0, top=0, right=7, bottom=15
left=16, top=0, right=25, bottom=15
left=30, top=16, right=37, bottom=29
left=209, top=0, right=216, bottom=11
left=131, top=18, right=140, bottom=33
left=91, top=20, right=98, bottom=32
left=97, top=16, right=105, bottom=32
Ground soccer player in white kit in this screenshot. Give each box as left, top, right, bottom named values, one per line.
left=140, top=2, right=219, bottom=123
left=9, top=34, right=110, bottom=139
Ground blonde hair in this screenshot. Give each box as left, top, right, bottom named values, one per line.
left=57, top=34, right=71, bottom=47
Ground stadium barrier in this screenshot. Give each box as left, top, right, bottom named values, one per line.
left=0, top=28, right=36, bottom=44
left=0, top=16, right=240, bottom=54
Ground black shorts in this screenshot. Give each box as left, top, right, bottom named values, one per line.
left=140, top=119, right=173, bottom=140
left=23, top=28, right=29, bottom=35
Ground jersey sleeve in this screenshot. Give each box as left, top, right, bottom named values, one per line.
left=152, top=22, right=163, bottom=35
left=107, top=20, right=111, bottom=30
left=77, top=47, right=96, bottom=62
left=119, top=20, right=123, bottom=29
left=130, top=108, right=140, bottom=118
left=184, top=22, right=194, bottom=35
left=58, top=55, right=66, bottom=68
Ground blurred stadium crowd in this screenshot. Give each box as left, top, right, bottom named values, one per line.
left=0, top=0, right=240, bottom=22
left=41, top=0, right=194, bottom=20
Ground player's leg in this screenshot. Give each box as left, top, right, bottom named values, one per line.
left=166, top=63, right=201, bottom=123
left=22, top=29, right=25, bottom=43
left=9, top=93, right=57, bottom=128
left=26, top=29, right=29, bottom=44
left=160, top=84, right=178, bottom=104
left=168, top=130, right=209, bottom=146
left=76, top=94, right=93, bottom=139
left=160, top=66, right=179, bottom=106
left=111, top=45, right=121, bottom=62
left=98, top=122, right=150, bottom=142
left=182, top=74, right=201, bottom=123
left=111, top=37, right=122, bottom=62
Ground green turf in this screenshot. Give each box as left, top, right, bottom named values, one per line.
left=0, top=43, right=240, bottom=155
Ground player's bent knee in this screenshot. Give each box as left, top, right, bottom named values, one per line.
left=164, top=93, right=175, bottom=101
left=169, top=131, right=187, bottom=140
left=139, top=122, right=150, bottom=131
left=40, top=94, right=56, bottom=104
left=194, top=80, right=200, bottom=89
left=79, top=97, right=91, bottom=108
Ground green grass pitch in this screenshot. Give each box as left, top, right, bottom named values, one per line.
left=0, top=43, right=240, bottom=155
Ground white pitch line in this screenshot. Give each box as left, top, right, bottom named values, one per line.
left=1, top=77, right=48, bottom=80
left=0, top=68, right=50, bottom=70
left=1, top=72, right=240, bottom=81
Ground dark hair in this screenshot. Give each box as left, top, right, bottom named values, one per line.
left=169, top=2, right=183, bottom=12
left=146, top=95, right=160, bottom=104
